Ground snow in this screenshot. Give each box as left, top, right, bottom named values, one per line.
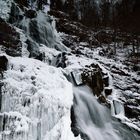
left=0, top=55, right=81, bottom=140
left=39, top=44, right=60, bottom=65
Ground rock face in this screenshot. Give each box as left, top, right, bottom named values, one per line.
left=124, top=105, right=140, bottom=119
left=56, top=52, right=67, bottom=68
left=81, top=63, right=111, bottom=105
left=0, top=18, right=22, bottom=56
left=25, top=10, right=37, bottom=19
left=0, top=56, right=8, bottom=71
left=82, top=68, right=103, bottom=96
left=81, top=64, right=104, bottom=96
left=104, top=87, right=112, bottom=96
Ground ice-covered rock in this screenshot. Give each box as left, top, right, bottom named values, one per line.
left=0, top=55, right=81, bottom=140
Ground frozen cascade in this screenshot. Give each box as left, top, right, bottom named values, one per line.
left=72, top=85, right=140, bottom=140
left=19, top=11, right=67, bottom=55
left=0, top=56, right=82, bottom=140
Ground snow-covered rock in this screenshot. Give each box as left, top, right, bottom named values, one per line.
left=0, top=55, right=81, bottom=140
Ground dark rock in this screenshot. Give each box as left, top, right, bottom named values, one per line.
left=81, top=64, right=104, bottom=96
left=25, top=10, right=37, bottom=19
left=133, top=65, right=140, bottom=72
left=48, top=10, right=69, bottom=19
left=98, top=95, right=107, bottom=104
left=23, top=98, right=31, bottom=107
left=105, top=88, right=112, bottom=96
left=70, top=106, right=78, bottom=136
left=14, top=0, right=29, bottom=9
left=0, top=55, right=8, bottom=112
left=31, top=76, right=36, bottom=80
left=99, top=50, right=105, bottom=56
left=26, top=39, right=39, bottom=58
left=111, top=65, right=130, bottom=76
left=9, top=2, right=23, bottom=24
left=0, top=56, right=8, bottom=71
left=103, top=76, right=109, bottom=87
left=126, top=99, right=139, bottom=107
left=56, top=52, right=67, bottom=68
left=35, top=53, right=45, bottom=61
left=0, top=18, right=22, bottom=56
left=95, top=31, right=113, bottom=44
left=124, top=105, right=140, bottom=119
left=133, top=77, right=140, bottom=84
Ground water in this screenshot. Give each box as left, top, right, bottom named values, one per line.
left=73, top=85, right=140, bottom=140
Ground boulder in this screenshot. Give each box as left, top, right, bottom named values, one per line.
left=71, top=70, right=83, bottom=86
left=14, top=0, right=29, bottom=9
left=0, top=56, right=8, bottom=71
left=81, top=64, right=104, bottom=96
left=98, top=95, right=107, bottom=104
left=103, top=76, right=109, bottom=87
left=56, top=52, right=67, bottom=68
left=0, top=18, right=22, bottom=56
left=105, top=87, right=112, bottom=96
left=25, top=10, right=37, bottom=19
left=124, top=105, right=140, bottom=119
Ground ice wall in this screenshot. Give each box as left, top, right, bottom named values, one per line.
left=0, top=55, right=81, bottom=140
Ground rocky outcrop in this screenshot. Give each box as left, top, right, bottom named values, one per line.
left=0, top=56, right=8, bottom=72
left=25, top=10, right=37, bottom=19
left=49, top=10, right=100, bottom=47
left=104, top=87, right=112, bottom=96
left=81, top=65, right=104, bottom=96
left=124, top=105, right=140, bottom=119
left=81, top=63, right=111, bottom=105
left=0, top=18, right=22, bottom=56
left=56, top=52, right=67, bottom=68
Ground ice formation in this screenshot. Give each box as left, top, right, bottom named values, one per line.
left=0, top=55, right=81, bottom=140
